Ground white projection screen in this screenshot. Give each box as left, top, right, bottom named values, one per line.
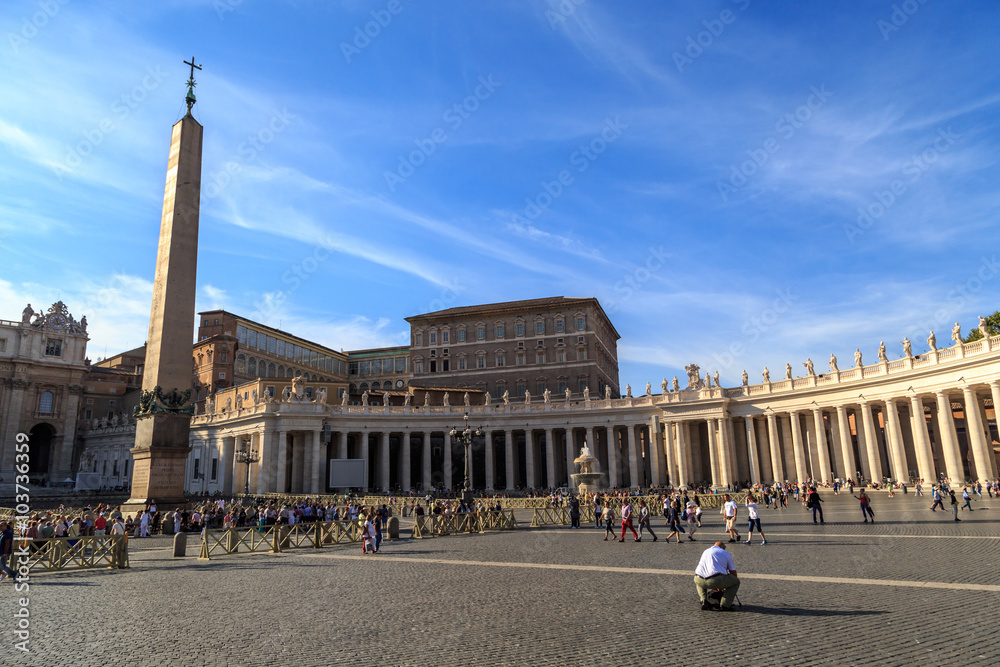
left=328, top=459, right=367, bottom=488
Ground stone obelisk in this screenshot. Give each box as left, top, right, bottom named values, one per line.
left=125, top=59, right=204, bottom=511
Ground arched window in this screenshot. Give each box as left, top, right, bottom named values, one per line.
left=236, top=354, right=246, bottom=373
left=371, top=381, right=381, bottom=390
left=286, top=367, right=294, bottom=378
left=277, top=365, right=284, bottom=377
left=39, top=391, right=54, bottom=414
left=247, top=356, right=256, bottom=375
left=268, top=362, right=276, bottom=377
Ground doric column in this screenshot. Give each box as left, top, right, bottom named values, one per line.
left=222, top=436, right=236, bottom=495
left=858, top=402, right=882, bottom=482
left=422, top=432, right=433, bottom=491
left=663, top=421, right=678, bottom=485
left=766, top=413, right=783, bottom=481
left=402, top=431, right=412, bottom=493
left=715, top=418, right=732, bottom=487
left=884, top=400, right=909, bottom=482
left=724, top=417, right=739, bottom=485
left=545, top=427, right=557, bottom=489
left=564, top=429, right=575, bottom=489
left=253, top=431, right=267, bottom=494
left=744, top=417, right=760, bottom=484
left=835, top=406, right=856, bottom=481
left=675, top=422, right=689, bottom=487
left=907, top=395, right=935, bottom=484
left=933, top=392, right=962, bottom=483
left=337, top=431, right=348, bottom=459
left=310, top=430, right=322, bottom=494
left=706, top=418, right=721, bottom=487
left=273, top=429, right=287, bottom=493
left=988, top=381, right=1000, bottom=476
left=961, top=386, right=993, bottom=483
left=606, top=426, right=620, bottom=488
left=525, top=430, right=539, bottom=489
left=359, top=430, right=370, bottom=491
left=649, top=417, right=665, bottom=486
left=788, top=411, right=808, bottom=483
left=0, top=380, right=28, bottom=472
left=504, top=429, right=515, bottom=490
left=812, top=408, right=831, bottom=483
left=485, top=430, right=495, bottom=490
left=379, top=432, right=390, bottom=491
left=627, top=424, right=640, bottom=488
left=444, top=431, right=453, bottom=490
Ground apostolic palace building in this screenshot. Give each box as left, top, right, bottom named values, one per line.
left=3, top=297, right=1000, bottom=495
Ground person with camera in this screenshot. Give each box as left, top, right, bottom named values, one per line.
left=694, top=541, right=740, bottom=611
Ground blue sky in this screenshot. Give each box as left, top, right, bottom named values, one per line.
left=2, top=0, right=998, bottom=390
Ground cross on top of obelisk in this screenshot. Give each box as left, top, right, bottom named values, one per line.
left=183, top=57, right=202, bottom=112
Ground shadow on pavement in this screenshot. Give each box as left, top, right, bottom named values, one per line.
left=738, top=605, right=887, bottom=617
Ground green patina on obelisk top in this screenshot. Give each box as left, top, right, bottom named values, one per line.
left=125, top=59, right=205, bottom=512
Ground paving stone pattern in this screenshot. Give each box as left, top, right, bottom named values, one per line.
left=1, top=494, right=998, bottom=666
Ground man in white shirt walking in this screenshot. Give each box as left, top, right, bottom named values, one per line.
left=694, top=541, right=740, bottom=611
left=722, top=494, right=739, bottom=543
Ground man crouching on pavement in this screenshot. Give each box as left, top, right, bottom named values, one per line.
left=694, top=540, right=740, bottom=611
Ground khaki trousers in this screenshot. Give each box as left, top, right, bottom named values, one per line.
left=694, top=573, right=740, bottom=607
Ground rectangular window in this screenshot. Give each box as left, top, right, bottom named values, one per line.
left=557, top=380, right=567, bottom=393
left=219, top=372, right=226, bottom=379
left=247, top=330, right=258, bottom=348
left=395, top=358, right=406, bottom=372
left=39, top=392, right=54, bottom=414
left=476, top=327, right=486, bottom=340
left=85, top=409, right=92, bottom=419
left=276, top=340, right=285, bottom=357
left=124, top=460, right=129, bottom=478
left=495, top=324, right=505, bottom=338
left=237, top=325, right=247, bottom=344
left=415, top=333, right=423, bottom=346
left=555, top=319, right=565, bottom=333
left=458, top=357, right=467, bottom=370
left=442, top=331, right=449, bottom=343
left=516, top=354, right=525, bottom=366
left=360, top=361, right=371, bottom=375
left=458, top=329, right=466, bottom=342
left=516, top=383, right=526, bottom=397
left=576, top=317, right=586, bottom=330
left=294, top=345, right=303, bottom=361
left=45, top=340, right=62, bottom=356
left=193, top=459, right=200, bottom=479
left=349, top=361, right=359, bottom=375
left=372, top=359, right=382, bottom=374
left=578, top=348, right=587, bottom=360
left=536, top=352, right=545, bottom=364
left=536, top=321, right=544, bottom=335
left=430, top=360, right=437, bottom=373
left=442, top=360, right=450, bottom=372
left=211, top=459, right=218, bottom=481
left=310, top=350, right=318, bottom=367
left=477, top=356, right=486, bottom=369
left=268, top=337, right=277, bottom=354
left=536, top=381, right=546, bottom=395
left=0, top=338, right=6, bottom=352
left=496, top=354, right=505, bottom=367
left=557, top=350, right=566, bottom=362
left=516, top=323, right=525, bottom=336
left=429, top=332, right=437, bottom=344
left=414, top=360, right=423, bottom=373
left=579, top=379, right=589, bottom=392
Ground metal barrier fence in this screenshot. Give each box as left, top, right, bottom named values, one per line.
left=198, top=520, right=365, bottom=560
left=411, top=510, right=517, bottom=538
left=8, top=535, right=129, bottom=573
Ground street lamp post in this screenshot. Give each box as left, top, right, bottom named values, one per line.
left=449, top=412, right=482, bottom=505
left=235, top=437, right=260, bottom=496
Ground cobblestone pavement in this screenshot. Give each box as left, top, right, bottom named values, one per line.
left=2, top=493, right=998, bottom=666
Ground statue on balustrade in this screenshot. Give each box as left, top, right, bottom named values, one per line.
left=645, top=382, right=651, bottom=396
left=443, top=392, right=450, bottom=406
left=978, top=315, right=989, bottom=338
left=234, top=393, right=243, bottom=411
left=403, top=392, right=411, bottom=406
left=784, top=363, right=792, bottom=380
left=251, top=388, right=258, bottom=405
left=713, top=371, right=720, bottom=388
left=206, top=393, right=215, bottom=414
left=625, top=384, right=632, bottom=398
left=705, top=372, right=712, bottom=388
left=502, top=389, right=510, bottom=405
left=361, top=391, right=369, bottom=406
left=829, top=354, right=838, bottom=372
left=524, top=390, right=531, bottom=404
left=382, top=391, right=389, bottom=406
left=684, top=364, right=702, bottom=390
left=564, top=387, right=571, bottom=402
left=878, top=341, right=887, bottom=362
left=804, top=359, right=815, bottom=376
left=900, top=338, right=912, bottom=358
left=543, top=388, right=551, bottom=404
left=316, top=388, right=328, bottom=405
left=342, top=390, right=350, bottom=406
left=225, top=397, right=233, bottom=412
left=854, top=348, right=863, bottom=367
left=762, top=367, right=770, bottom=383
left=464, top=392, right=470, bottom=407
left=21, top=304, right=33, bottom=324
left=741, top=370, right=748, bottom=386
left=672, top=376, right=680, bottom=392
left=424, top=392, right=430, bottom=406
left=927, top=330, right=937, bottom=351
left=583, top=386, right=590, bottom=401
left=604, top=385, right=612, bottom=400
left=951, top=322, right=962, bottom=344
left=483, top=390, right=490, bottom=405
left=661, top=378, right=669, bottom=393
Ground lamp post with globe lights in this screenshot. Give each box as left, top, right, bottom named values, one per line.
left=235, top=437, right=260, bottom=495
left=449, top=412, right=482, bottom=506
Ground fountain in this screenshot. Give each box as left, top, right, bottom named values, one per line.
left=570, top=444, right=605, bottom=495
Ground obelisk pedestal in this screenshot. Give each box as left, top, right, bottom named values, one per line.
left=124, top=78, right=204, bottom=512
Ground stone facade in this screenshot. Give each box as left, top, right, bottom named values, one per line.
left=405, top=297, right=620, bottom=401
left=0, top=302, right=89, bottom=484
left=78, top=326, right=1000, bottom=494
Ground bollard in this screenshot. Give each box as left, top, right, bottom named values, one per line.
left=387, top=516, right=399, bottom=539
left=173, top=532, right=187, bottom=558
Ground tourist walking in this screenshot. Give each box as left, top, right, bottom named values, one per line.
left=949, top=489, right=960, bottom=521
left=0, top=520, right=16, bottom=582
left=602, top=505, right=617, bottom=541
left=744, top=495, right=766, bottom=545
left=663, top=500, right=683, bottom=543
left=930, top=486, right=945, bottom=511
left=721, top=494, right=739, bottom=542
left=636, top=500, right=657, bottom=541
left=806, top=486, right=825, bottom=524
left=961, top=488, right=974, bottom=511
left=620, top=500, right=640, bottom=542
left=853, top=489, right=875, bottom=522
left=684, top=501, right=699, bottom=541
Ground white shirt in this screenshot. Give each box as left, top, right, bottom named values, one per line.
left=746, top=501, right=759, bottom=520
left=695, top=545, right=736, bottom=579
left=723, top=500, right=737, bottom=518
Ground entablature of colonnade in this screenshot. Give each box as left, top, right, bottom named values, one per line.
left=189, top=334, right=1000, bottom=431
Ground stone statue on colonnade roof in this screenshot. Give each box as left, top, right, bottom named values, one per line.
left=854, top=349, right=863, bottom=367
left=878, top=341, right=888, bottom=362
left=645, top=382, right=651, bottom=396
left=927, top=330, right=937, bottom=350
left=741, top=370, right=748, bottom=386
left=713, top=371, right=720, bottom=387
left=762, top=367, right=770, bottom=382
left=803, top=359, right=815, bottom=376
left=661, top=378, right=669, bottom=393
left=672, top=376, right=680, bottom=392
left=362, top=391, right=369, bottom=406
left=564, top=387, right=571, bottom=402
left=525, top=390, right=532, bottom=404
left=900, top=338, right=912, bottom=358
left=784, top=363, right=792, bottom=380
left=625, top=384, right=632, bottom=398
left=829, top=354, right=838, bottom=372
left=951, top=322, right=961, bottom=344
left=464, top=392, right=470, bottom=406
left=342, top=390, right=350, bottom=406
left=684, top=364, right=701, bottom=390
left=502, top=390, right=510, bottom=405
left=543, top=388, right=551, bottom=403
left=978, top=315, right=989, bottom=337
